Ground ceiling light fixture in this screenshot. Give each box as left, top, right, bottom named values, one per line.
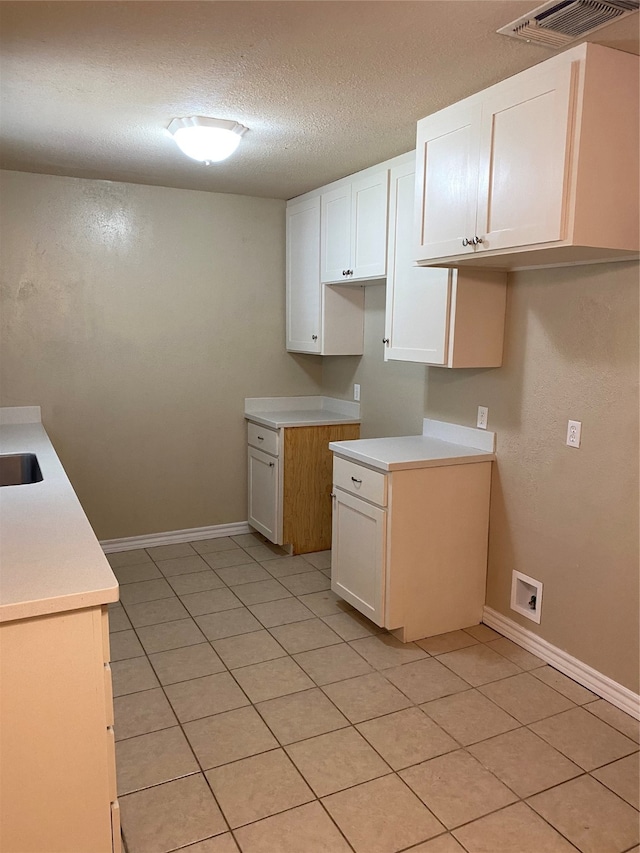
left=167, top=116, right=248, bottom=164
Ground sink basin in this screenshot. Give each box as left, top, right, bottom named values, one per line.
left=0, top=453, right=43, bottom=486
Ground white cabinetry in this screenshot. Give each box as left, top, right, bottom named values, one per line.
left=246, top=417, right=360, bottom=553
left=385, top=159, right=507, bottom=367
left=415, top=42, right=639, bottom=270
left=331, top=453, right=493, bottom=642
left=286, top=196, right=364, bottom=356
left=247, top=424, right=280, bottom=542
left=321, top=168, right=389, bottom=283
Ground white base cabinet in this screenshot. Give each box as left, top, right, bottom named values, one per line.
left=247, top=418, right=360, bottom=554
left=331, top=454, right=493, bottom=642
left=247, top=444, right=280, bottom=543
left=331, top=487, right=387, bottom=625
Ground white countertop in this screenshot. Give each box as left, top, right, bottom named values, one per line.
left=245, top=396, right=360, bottom=429
left=0, top=411, right=118, bottom=622
left=329, top=420, right=496, bottom=472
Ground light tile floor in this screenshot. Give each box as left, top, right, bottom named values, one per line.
left=107, top=533, right=640, bottom=853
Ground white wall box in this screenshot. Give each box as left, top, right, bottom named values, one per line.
left=384, top=158, right=507, bottom=367
left=247, top=418, right=360, bottom=553
left=415, top=42, right=639, bottom=270
left=286, top=195, right=364, bottom=355
left=330, top=452, right=493, bottom=641
left=321, top=168, right=389, bottom=283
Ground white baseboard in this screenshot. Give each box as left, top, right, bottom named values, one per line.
left=483, top=606, right=640, bottom=720
left=100, top=521, right=253, bottom=553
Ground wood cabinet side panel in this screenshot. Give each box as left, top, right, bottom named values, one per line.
left=283, top=423, right=360, bottom=553
left=387, top=462, right=492, bottom=640
left=449, top=270, right=507, bottom=368
left=0, top=607, right=113, bottom=853
left=571, top=46, right=639, bottom=251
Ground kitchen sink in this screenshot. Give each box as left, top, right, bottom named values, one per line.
left=0, top=453, right=43, bottom=486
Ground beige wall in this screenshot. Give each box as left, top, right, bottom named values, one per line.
left=2, top=168, right=638, bottom=692
left=324, top=262, right=640, bottom=693
left=323, top=285, right=427, bottom=439
left=0, top=170, right=322, bottom=539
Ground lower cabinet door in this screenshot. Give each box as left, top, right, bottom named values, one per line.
left=331, top=487, right=386, bottom=625
left=247, top=447, right=280, bottom=543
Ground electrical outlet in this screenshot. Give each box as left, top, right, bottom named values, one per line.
left=566, top=419, right=581, bottom=448
left=353, top=384, right=361, bottom=402
left=477, top=406, right=488, bottom=430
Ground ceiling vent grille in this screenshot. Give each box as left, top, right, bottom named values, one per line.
left=498, top=0, right=640, bottom=48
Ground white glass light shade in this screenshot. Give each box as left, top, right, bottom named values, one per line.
left=167, top=117, right=248, bottom=163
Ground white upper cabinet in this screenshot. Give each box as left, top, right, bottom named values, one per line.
left=415, top=43, right=639, bottom=270
left=286, top=195, right=364, bottom=356
left=386, top=158, right=506, bottom=368
left=321, top=168, right=389, bottom=283
left=286, top=196, right=322, bottom=354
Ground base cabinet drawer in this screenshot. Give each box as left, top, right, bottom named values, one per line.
left=247, top=422, right=279, bottom=456
left=333, top=456, right=387, bottom=506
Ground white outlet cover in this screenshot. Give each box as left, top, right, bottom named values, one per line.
left=353, top=384, right=361, bottom=402
left=566, top=419, right=582, bottom=448
left=477, top=406, right=488, bottom=430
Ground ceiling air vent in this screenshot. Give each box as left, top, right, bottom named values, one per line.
left=498, top=0, right=640, bottom=48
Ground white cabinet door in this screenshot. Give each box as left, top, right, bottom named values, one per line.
left=385, top=162, right=451, bottom=365
left=351, top=170, right=389, bottom=280
left=331, top=487, right=386, bottom=626
left=415, top=54, right=578, bottom=264
left=247, top=447, right=280, bottom=543
left=321, top=169, right=389, bottom=283
left=476, top=62, right=574, bottom=252
left=415, top=99, right=481, bottom=261
left=286, top=196, right=321, bottom=354
left=321, top=186, right=351, bottom=283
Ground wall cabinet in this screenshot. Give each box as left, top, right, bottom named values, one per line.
left=331, top=454, right=492, bottom=641
left=1, top=606, right=121, bottom=853
left=385, top=159, right=507, bottom=367
left=248, top=420, right=360, bottom=553
left=321, top=168, right=389, bottom=283
left=286, top=196, right=364, bottom=355
left=415, top=42, right=639, bottom=270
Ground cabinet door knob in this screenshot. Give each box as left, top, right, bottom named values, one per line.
left=312, top=334, right=318, bottom=341
left=342, top=270, right=348, bottom=276
left=348, top=269, right=353, bottom=276
left=462, top=238, right=469, bottom=247
left=472, top=236, right=484, bottom=245
left=268, top=462, right=275, bottom=468
left=350, top=476, right=362, bottom=484
left=382, top=338, right=390, bottom=345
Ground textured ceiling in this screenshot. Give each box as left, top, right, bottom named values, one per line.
left=0, top=1, right=638, bottom=200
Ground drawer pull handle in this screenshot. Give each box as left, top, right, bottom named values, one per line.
left=257, top=435, right=264, bottom=440
left=351, top=477, right=362, bottom=484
